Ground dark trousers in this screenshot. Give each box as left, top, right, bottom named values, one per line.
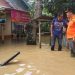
left=68, top=39, right=75, bottom=55
left=51, top=34, right=63, bottom=50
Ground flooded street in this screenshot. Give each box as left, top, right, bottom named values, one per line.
left=0, top=41, right=75, bottom=75
left=0, top=0, right=74, bottom=75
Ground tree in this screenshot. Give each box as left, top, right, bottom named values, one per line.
left=42, top=0, right=74, bottom=16
left=34, top=0, right=42, bottom=19
left=32, top=0, right=42, bottom=43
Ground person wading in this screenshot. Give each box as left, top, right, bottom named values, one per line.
left=51, top=12, right=67, bottom=51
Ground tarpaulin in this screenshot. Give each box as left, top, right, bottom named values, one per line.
left=11, top=10, right=31, bottom=23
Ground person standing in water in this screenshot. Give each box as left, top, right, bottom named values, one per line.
left=51, top=12, right=67, bottom=51
left=66, top=7, right=75, bottom=57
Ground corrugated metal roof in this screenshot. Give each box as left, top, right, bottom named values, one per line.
left=6, top=0, right=29, bottom=11
left=0, top=0, right=11, bottom=8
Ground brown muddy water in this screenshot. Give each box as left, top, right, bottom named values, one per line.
left=0, top=36, right=74, bottom=75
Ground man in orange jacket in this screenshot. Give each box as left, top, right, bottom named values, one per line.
left=66, top=7, right=75, bottom=57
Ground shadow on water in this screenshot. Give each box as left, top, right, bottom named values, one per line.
left=1, top=60, right=22, bottom=66
left=0, top=39, right=26, bottom=46
left=6, top=61, right=22, bottom=66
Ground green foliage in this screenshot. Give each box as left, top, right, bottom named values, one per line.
left=42, top=0, right=75, bottom=15
left=28, top=0, right=75, bottom=17
left=41, top=22, right=50, bottom=32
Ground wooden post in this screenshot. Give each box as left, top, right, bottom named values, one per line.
left=39, top=21, right=41, bottom=48
left=1, top=24, right=4, bottom=43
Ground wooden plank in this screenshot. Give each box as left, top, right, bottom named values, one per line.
left=0, top=52, right=20, bottom=66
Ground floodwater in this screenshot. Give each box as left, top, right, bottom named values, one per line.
left=0, top=36, right=75, bottom=75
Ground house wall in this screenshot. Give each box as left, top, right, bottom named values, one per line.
left=4, top=13, right=12, bottom=39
